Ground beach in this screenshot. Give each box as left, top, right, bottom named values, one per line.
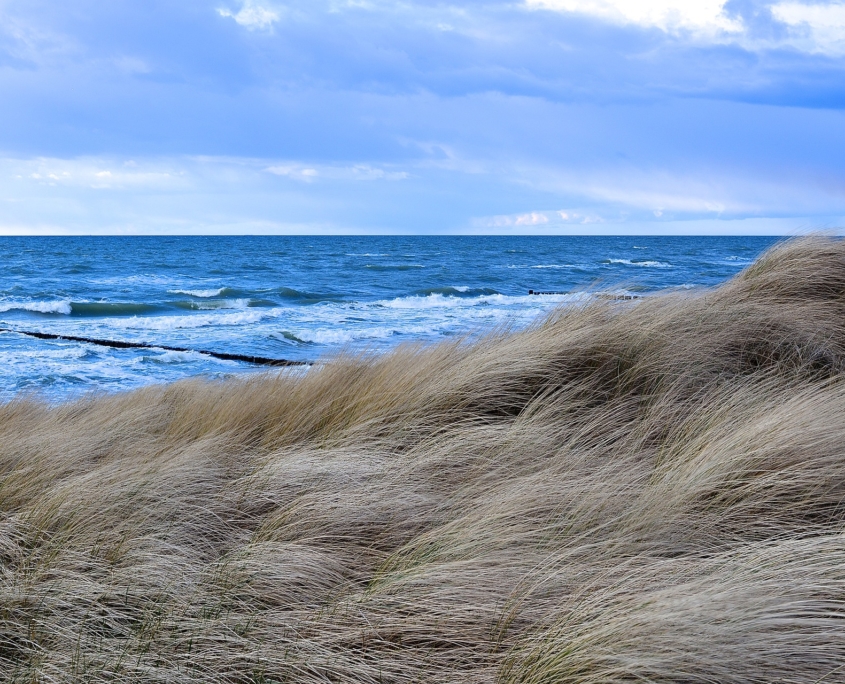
left=0, top=235, right=843, bottom=681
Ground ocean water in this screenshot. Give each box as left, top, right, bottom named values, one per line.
left=0, top=235, right=778, bottom=401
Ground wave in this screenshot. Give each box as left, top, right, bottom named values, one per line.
left=173, top=299, right=252, bottom=311
left=378, top=291, right=585, bottom=311
left=413, top=287, right=501, bottom=298
left=0, top=301, right=174, bottom=317
left=293, top=322, right=438, bottom=346
left=274, top=287, right=344, bottom=303
left=137, top=350, right=219, bottom=365
left=605, top=259, right=672, bottom=268
left=271, top=331, right=311, bottom=345
left=508, top=264, right=582, bottom=270
left=169, top=288, right=226, bottom=298
left=0, top=298, right=269, bottom=318
left=70, top=302, right=164, bottom=317
left=364, top=264, right=424, bottom=271
left=168, top=287, right=249, bottom=298
left=0, top=300, right=73, bottom=315
left=109, top=309, right=271, bottom=331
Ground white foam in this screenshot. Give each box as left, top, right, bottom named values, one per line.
left=0, top=300, right=72, bottom=315
left=295, top=323, right=437, bottom=345
left=139, top=350, right=221, bottom=365
left=109, top=308, right=271, bottom=331
left=378, top=293, right=482, bottom=310
left=190, top=299, right=250, bottom=310
left=169, top=288, right=226, bottom=298
left=508, top=264, right=579, bottom=269
left=608, top=259, right=672, bottom=268
left=376, top=291, right=584, bottom=311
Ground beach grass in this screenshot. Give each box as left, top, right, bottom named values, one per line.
left=2, top=235, right=845, bottom=681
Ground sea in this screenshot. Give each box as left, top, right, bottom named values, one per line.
left=0, top=235, right=778, bottom=402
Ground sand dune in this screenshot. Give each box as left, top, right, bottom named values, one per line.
left=2, top=236, right=845, bottom=682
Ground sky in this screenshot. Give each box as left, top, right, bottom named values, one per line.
left=0, top=0, right=844, bottom=234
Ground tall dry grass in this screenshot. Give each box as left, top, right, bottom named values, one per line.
left=2, top=236, right=845, bottom=682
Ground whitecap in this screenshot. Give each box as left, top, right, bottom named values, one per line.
left=109, top=309, right=272, bottom=331
left=0, top=300, right=72, bottom=315
left=168, top=288, right=226, bottom=298
left=188, top=299, right=251, bottom=310
left=295, top=322, right=437, bottom=345
left=377, top=291, right=583, bottom=311
left=607, top=259, right=672, bottom=268
left=139, top=350, right=224, bottom=365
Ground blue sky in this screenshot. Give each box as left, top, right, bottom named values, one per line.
left=0, top=0, right=844, bottom=234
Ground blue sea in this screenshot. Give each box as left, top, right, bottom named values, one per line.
left=0, top=235, right=778, bottom=401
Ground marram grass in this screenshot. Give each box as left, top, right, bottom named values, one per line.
left=3, top=236, right=845, bottom=682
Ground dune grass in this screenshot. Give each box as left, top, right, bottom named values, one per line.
left=2, top=235, right=845, bottom=682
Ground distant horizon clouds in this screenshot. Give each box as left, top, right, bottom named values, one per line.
left=0, top=0, right=843, bottom=234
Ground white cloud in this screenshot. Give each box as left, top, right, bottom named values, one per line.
left=525, top=0, right=845, bottom=54
left=770, top=1, right=845, bottom=55
left=266, top=163, right=409, bottom=182
left=524, top=0, right=743, bottom=34
left=8, top=157, right=185, bottom=190
left=218, top=1, right=280, bottom=30
left=476, top=210, right=605, bottom=228
left=515, top=211, right=550, bottom=225
left=267, top=165, right=320, bottom=181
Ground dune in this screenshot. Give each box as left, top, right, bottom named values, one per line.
left=2, top=235, right=845, bottom=682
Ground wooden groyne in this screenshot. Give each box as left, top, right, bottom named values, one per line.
left=0, top=328, right=307, bottom=367
left=528, top=290, right=642, bottom=300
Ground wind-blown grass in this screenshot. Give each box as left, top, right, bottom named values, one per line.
left=2, top=235, right=845, bottom=682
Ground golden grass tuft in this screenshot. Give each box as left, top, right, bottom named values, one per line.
left=3, top=235, right=845, bottom=681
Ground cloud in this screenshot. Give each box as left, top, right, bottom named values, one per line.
left=515, top=211, right=550, bottom=225
left=8, top=157, right=187, bottom=191
left=477, top=210, right=603, bottom=228
left=0, top=152, right=843, bottom=235
left=524, top=0, right=845, bottom=55
left=218, top=1, right=280, bottom=30
left=265, top=163, right=409, bottom=182
left=524, top=0, right=744, bottom=34
left=770, top=1, right=845, bottom=55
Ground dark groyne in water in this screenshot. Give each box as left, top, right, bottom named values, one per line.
left=528, top=290, right=642, bottom=300
left=0, top=328, right=307, bottom=367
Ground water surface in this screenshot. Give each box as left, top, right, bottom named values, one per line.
left=0, top=235, right=778, bottom=400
